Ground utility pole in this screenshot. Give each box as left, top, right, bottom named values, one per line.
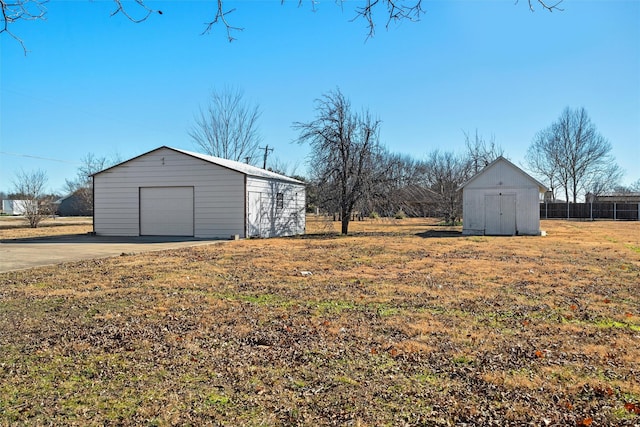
left=259, top=145, right=273, bottom=169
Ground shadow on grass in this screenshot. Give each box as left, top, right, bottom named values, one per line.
left=293, top=229, right=464, bottom=240
left=414, top=230, right=463, bottom=239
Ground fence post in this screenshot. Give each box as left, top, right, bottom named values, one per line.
left=590, top=202, right=593, bottom=221
left=614, top=203, right=617, bottom=221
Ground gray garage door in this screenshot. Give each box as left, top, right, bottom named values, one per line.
left=140, top=187, right=194, bottom=236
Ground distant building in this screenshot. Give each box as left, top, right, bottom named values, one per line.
left=1, top=200, right=31, bottom=215
left=56, top=190, right=93, bottom=216
left=586, top=192, right=640, bottom=204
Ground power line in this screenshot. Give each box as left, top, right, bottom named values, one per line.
left=0, top=151, right=79, bottom=165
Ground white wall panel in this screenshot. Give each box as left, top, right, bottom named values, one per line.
left=94, top=147, right=305, bottom=238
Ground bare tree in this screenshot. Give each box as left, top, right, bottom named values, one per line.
left=364, top=152, right=431, bottom=217
left=585, top=162, right=623, bottom=198
left=2, top=0, right=563, bottom=52
left=423, top=150, right=470, bottom=225
left=525, top=129, right=561, bottom=200
left=464, top=129, right=503, bottom=174
left=11, top=169, right=54, bottom=227
left=355, top=133, right=502, bottom=222
left=294, top=89, right=386, bottom=234
left=266, top=156, right=301, bottom=178
left=526, top=107, right=619, bottom=203
left=612, top=179, right=640, bottom=194
left=64, top=153, right=120, bottom=215
left=189, top=88, right=262, bottom=163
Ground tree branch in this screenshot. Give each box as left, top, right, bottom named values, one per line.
left=351, top=0, right=423, bottom=39
left=110, top=0, right=161, bottom=23
left=202, top=0, right=243, bottom=42
left=0, top=0, right=47, bottom=55
left=520, top=0, right=564, bottom=12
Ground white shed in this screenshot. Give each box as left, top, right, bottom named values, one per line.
left=461, top=156, right=547, bottom=236
left=92, top=146, right=305, bottom=238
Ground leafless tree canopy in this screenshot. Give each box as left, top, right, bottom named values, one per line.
left=11, top=169, right=53, bottom=227
left=464, top=129, right=503, bottom=175
left=64, top=153, right=120, bottom=215
left=363, top=152, right=427, bottom=217
left=189, top=88, right=262, bottom=164
left=586, top=162, right=623, bottom=199
left=207, top=0, right=562, bottom=41
left=302, top=126, right=503, bottom=225
left=294, top=89, right=387, bottom=234
left=526, top=107, right=618, bottom=203
left=423, top=150, right=471, bottom=225
left=362, top=130, right=504, bottom=224
left=2, top=0, right=563, bottom=52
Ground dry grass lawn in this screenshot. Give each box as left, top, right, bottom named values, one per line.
left=0, top=216, right=92, bottom=239
left=0, top=216, right=639, bottom=426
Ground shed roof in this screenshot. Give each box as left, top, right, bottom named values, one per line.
left=460, top=156, right=548, bottom=192
left=93, top=146, right=304, bottom=185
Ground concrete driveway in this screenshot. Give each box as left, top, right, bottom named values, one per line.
left=0, top=234, right=225, bottom=273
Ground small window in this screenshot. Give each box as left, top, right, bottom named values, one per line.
left=276, top=193, right=284, bottom=210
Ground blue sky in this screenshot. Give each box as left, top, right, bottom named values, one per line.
left=1, top=0, right=639, bottom=194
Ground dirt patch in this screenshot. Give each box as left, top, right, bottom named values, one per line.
left=0, top=217, right=639, bottom=425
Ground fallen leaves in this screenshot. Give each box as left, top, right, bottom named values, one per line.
left=1, top=218, right=639, bottom=425
left=625, top=402, right=640, bottom=415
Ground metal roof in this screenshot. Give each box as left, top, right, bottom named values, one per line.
left=169, top=147, right=304, bottom=184
left=93, top=146, right=304, bottom=185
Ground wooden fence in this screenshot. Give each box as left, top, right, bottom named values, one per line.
left=540, top=202, right=640, bottom=220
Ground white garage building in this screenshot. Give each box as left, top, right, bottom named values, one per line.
left=92, top=146, right=305, bottom=238
left=461, top=156, right=547, bottom=236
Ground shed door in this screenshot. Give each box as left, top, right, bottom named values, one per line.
left=140, top=187, right=194, bottom=236
left=247, top=191, right=262, bottom=237
left=484, top=193, right=516, bottom=235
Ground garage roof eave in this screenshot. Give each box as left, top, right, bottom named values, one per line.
left=91, top=146, right=305, bottom=185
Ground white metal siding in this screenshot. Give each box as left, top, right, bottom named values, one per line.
left=246, top=177, right=305, bottom=238
left=462, top=159, right=542, bottom=236
left=140, top=187, right=194, bottom=236
left=94, top=148, right=245, bottom=238
left=467, top=160, right=538, bottom=190
left=515, top=187, right=542, bottom=235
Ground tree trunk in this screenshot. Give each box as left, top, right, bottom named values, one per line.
left=341, top=208, right=351, bottom=234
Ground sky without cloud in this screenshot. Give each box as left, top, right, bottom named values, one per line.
left=1, top=0, right=639, bottom=194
